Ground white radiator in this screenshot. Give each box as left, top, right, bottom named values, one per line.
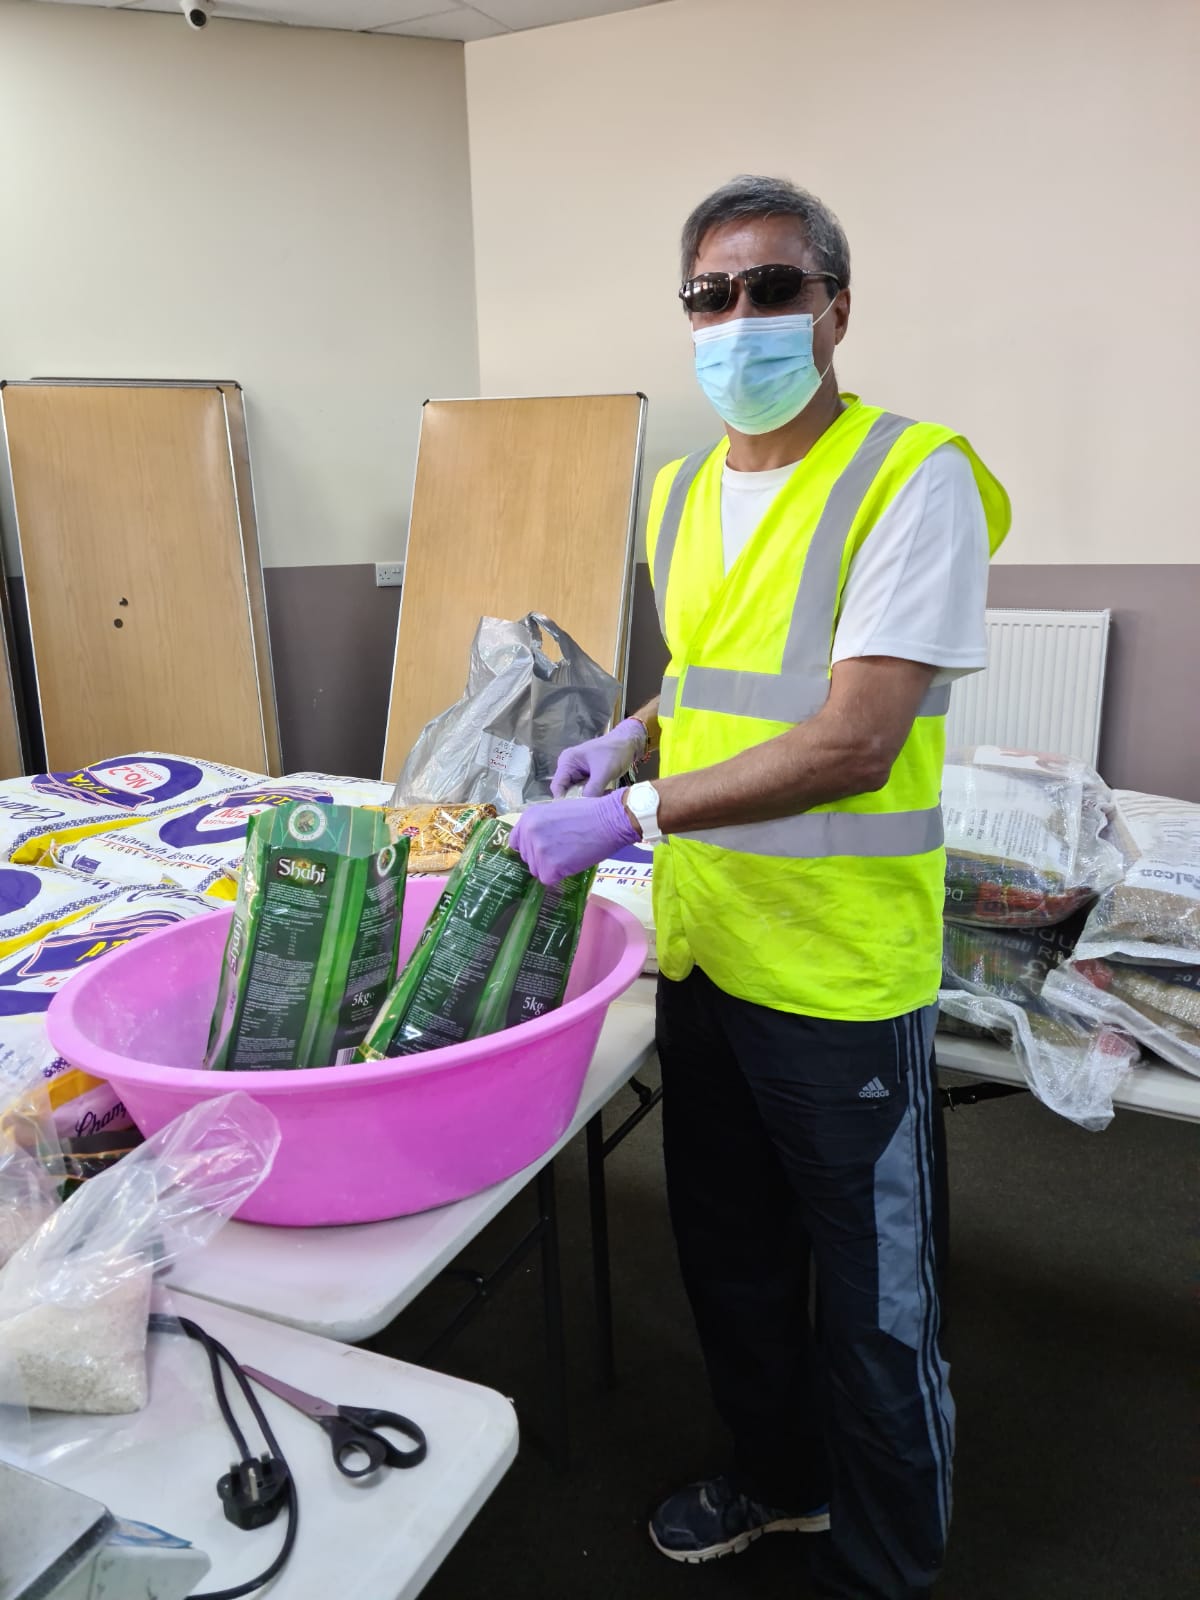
left=946, top=608, right=1111, bottom=766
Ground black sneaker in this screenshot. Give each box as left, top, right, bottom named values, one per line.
left=649, top=1473, right=830, bottom=1563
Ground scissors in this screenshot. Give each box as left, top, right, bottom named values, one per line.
left=243, top=1365, right=428, bottom=1481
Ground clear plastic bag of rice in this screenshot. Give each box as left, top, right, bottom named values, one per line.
left=0, top=1093, right=279, bottom=1415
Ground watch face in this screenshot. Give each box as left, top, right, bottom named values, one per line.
left=630, top=784, right=656, bottom=817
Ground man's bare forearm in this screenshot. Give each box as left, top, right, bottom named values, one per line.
left=654, top=712, right=882, bottom=833
left=644, top=658, right=936, bottom=836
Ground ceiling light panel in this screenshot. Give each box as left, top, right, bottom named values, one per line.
left=469, top=0, right=664, bottom=30
left=374, top=7, right=510, bottom=39
left=123, top=1, right=459, bottom=28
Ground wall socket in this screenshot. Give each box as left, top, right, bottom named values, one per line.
left=374, top=562, right=405, bottom=588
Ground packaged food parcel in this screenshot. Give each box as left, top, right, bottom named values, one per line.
left=1045, top=959, right=1200, bottom=1078
left=942, top=747, right=1124, bottom=927
left=0, top=863, right=123, bottom=958
left=206, top=803, right=408, bottom=1071
left=0, top=886, right=217, bottom=1143
left=942, top=911, right=1090, bottom=1016
left=940, top=911, right=1138, bottom=1130
left=382, top=802, right=497, bottom=874
left=0, top=754, right=262, bottom=866
left=591, top=840, right=657, bottom=972
left=358, top=815, right=593, bottom=1059
left=1058, top=789, right=1200, bottom=964
left=1042, top=790, right=1200, bottom=1076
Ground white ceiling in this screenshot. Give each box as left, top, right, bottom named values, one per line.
left=35, top=0, right=668, bottom=44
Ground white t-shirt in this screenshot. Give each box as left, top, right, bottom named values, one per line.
left=720, top=442, right=990, bottom=686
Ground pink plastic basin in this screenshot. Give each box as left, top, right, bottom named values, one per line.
left=46, top=880, right=647, bottom=1226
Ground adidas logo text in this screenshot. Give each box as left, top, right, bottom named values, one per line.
left=857, top=1077, right=890, bottom=1100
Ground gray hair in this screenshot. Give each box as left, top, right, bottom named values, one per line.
left=679, top=175, right=851, bottom=289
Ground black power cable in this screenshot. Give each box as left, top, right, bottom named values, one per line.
left=149, top=1312, right=298, bottom=1600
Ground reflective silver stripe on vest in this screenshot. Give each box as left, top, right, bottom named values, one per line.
left=677, top=805, right=944, bottom=860
left=659, top=673, right=679, bottom=718
left=919, top=682, right=951, bottom=718
left=677, top=667, right=952, bottom=722
left=655, top=413, right=922, bottom=726
left=680, top=665, right=827, bottom=723
left=652, top=446, right=715, bottom=634
left=782, top=410, right=916, bottom=679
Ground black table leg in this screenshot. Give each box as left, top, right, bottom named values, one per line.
left=537, top=1161, right=569, bottom=1470
left=586, top=1113, right=615, bottom=1391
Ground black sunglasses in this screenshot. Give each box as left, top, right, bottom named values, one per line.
left=679, top=262, right=841, bottom=315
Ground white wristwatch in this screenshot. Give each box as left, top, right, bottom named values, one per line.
left=624, top=780, right=663, bottom=844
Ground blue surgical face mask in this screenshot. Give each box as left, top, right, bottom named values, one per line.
left=692, top=303, right=835, bottom=435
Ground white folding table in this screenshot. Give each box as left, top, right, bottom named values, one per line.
left=31, top=1293, right=517, bottom=1600
left=170, top=992, right=659, bottom=1463
left=170, top=996, right=656, bottom=1339
left=934, top=1033, right=1200, bottom=1122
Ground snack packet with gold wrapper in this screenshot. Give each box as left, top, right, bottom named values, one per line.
left=381, top=803, right=496, bottom=874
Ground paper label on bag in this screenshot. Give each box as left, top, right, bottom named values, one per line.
left=475, top=734, right=531, bottom=779
left=1123, top=857, right=1200, bottom=904
left=942, top=767, right=1074, bottom=876
left=1113, top=790, right=1200, bottom=858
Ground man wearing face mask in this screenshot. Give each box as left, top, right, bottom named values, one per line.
left=511, top=175, right=1010, bottom=1600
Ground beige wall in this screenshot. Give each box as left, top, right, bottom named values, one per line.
left=0, top=0, right=478, bottom=570
left=466, top=0, right=1200, bottom=565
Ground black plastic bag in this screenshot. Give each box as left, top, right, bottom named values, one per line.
left=392, top=614, right=620, bottom=811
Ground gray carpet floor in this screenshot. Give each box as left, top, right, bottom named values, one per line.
left=368, top=1066, right=1197, bottom=1600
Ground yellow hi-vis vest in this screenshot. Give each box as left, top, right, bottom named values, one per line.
left=646, top=396, right=1011, bottom=1021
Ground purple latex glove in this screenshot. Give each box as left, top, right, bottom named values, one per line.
left=511, top=791, right=638, bottom=887
left=551, top=717, right=647, bottom=799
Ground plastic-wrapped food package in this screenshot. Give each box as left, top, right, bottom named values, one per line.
left=0, top=1093, right=279, bottom=1415
left=591, top=840, right=657, bottom=973
left=942, top=747, right=1125, bottom=926
left=206, top=803, right=409, bottom=1070
left=940, top=911, right=1138, bottom=1130
left=0, top=886, right=217, bottom=1144
left=1042, top=790, right=1200, bottom=1076
left=1060, top=790, right=1200, bottom=963
left=1044, top=960, right=1199, bottom=1078
left=358, top=816, right=593, bottom=1059
left=0, top=754, right=262, bottom=865
left=392, top=614, right=621, bottom=812
left=382, top=803, right=497, bottom=874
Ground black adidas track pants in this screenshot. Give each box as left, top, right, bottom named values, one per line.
left=658, top=966, right=951, bottom=1600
